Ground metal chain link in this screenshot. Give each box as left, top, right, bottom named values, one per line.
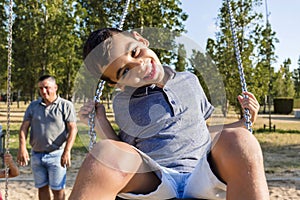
left=118, top=0, right=131, bottom=30
left=226, top=0, right=253, bottom=133
left=88, top=0, right=131, bottom=150
left=88, top=80, right=105, bottom=150
left=5, top=0, right=14, bottom=199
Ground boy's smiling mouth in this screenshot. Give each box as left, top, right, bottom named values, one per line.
left=143, top=60, right=156, bottom=80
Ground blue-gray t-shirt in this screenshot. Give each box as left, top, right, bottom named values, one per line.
left=23, top=96, right=77, bottom=152
left=113, top=67, right=214, bottom=173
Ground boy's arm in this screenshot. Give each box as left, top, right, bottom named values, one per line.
left=79, top=102, right=120, bottom=141
left=208, top=91, right=259, bottom=132
left=95, top=112, right=120, bottom=140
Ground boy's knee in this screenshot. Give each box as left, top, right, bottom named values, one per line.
left=89, top=139, right=143, bottom=173
left=213, top=128, right=264, bottom=165
left=210, top=128, right=265, bottom=182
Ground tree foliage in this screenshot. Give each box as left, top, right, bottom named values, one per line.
left=0, top=0, right=8, bottom=93
left=273, top=59, right=295, bottom=97
left=1, top=0, right=188, bottom=102
left=206, top=0, right=279, bottom=116
left=189, top=47, right=226, bottom=112
left=292, top=57, right=300, bottom=98
left=175, top=44, right=187, bottom=72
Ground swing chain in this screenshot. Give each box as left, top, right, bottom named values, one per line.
left=88, top=0, right=131, bottom=150
left=5, top=0, right=14, bottom=199
left=118, top=0, right=131, bottom=30
left=88, top=80, right=105, bottom=150
left=226, top=0, right=253, bottom=133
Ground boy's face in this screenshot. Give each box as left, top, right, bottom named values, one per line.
left=100, top=32, right=165, bottom=88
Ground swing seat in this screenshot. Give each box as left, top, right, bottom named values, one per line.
left=0, top=125, right=5, bottom=150
left=0, top=125, right=5, bottom=167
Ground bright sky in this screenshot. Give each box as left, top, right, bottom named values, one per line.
left=181, top=0, right=300, bottom=72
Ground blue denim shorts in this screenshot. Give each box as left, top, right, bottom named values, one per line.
left=118, top=147, right=226, bottom=200
left=31, top=149, right=66, bottom=190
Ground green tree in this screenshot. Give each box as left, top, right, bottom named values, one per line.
left=254, top=15, right=278, bottom=102
left=254, top=9, right=278, bottom=113
left=273, top=59, right=295, bottom=97
left=189, top=47, right=226, bottom=115
left=5, top=0, right=188, bottom=102
left=44, top=0, right=85, bottom=100
left=12, top=0, right=84, bottom=100
left=12, top=0, right=44, bottom=100
left=206, top=0, right=272, bottom=117
left=0, top=0, right=9, bottom=93
left=292, top=57, right=300, bottom=98
left=175, top=44, right=187, bottom=72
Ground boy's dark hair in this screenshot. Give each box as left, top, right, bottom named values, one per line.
left=83, top=28, right=123, bottom=84
left=38, top=75, right=56, bottom=83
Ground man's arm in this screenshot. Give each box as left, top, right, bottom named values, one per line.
left=61, top=121, right=77, bottom=167
left=17, top=120, right=30, bottom=166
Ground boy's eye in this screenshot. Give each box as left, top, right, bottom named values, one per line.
left=131, top=47, right=138, bottom=57
left=116, top=67, right=130, bottom=80
left=122, top=68, right=130, bottom=77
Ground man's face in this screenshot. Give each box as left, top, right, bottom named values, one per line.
left=38, top=78, right=57, bottom=103
left=101, top=32, right=165, bottom=88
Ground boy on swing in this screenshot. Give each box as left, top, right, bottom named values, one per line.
left=69, top=28, right=269, bottom=200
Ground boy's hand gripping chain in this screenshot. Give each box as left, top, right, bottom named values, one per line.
left=226, top=0, right=253, bottom=133
left=88, top=0, right=131, bottom=150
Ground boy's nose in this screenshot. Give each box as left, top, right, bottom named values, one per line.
left=138, top=58, right=144, bottom=66
left=133, top=59, right=145, bottom=70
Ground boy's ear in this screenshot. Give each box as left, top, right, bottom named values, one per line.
left=132, top=31, right=149, bottom=47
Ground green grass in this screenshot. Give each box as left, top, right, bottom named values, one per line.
left=255, top=132, right=300, bottom=174
left=1, top=122, right=119, bottom=158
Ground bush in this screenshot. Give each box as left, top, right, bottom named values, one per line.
left=274, top=97, right=293, bottom=114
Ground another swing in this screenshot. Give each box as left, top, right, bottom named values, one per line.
left=4, top=0, right=14, bottom=199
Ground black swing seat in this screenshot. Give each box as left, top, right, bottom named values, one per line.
left=0, top=125, right=5, bottom=167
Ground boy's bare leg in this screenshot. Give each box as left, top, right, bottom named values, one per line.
left=210, top=127, right=270, bottom=200
left=69, top=140, right=160, bottom=200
